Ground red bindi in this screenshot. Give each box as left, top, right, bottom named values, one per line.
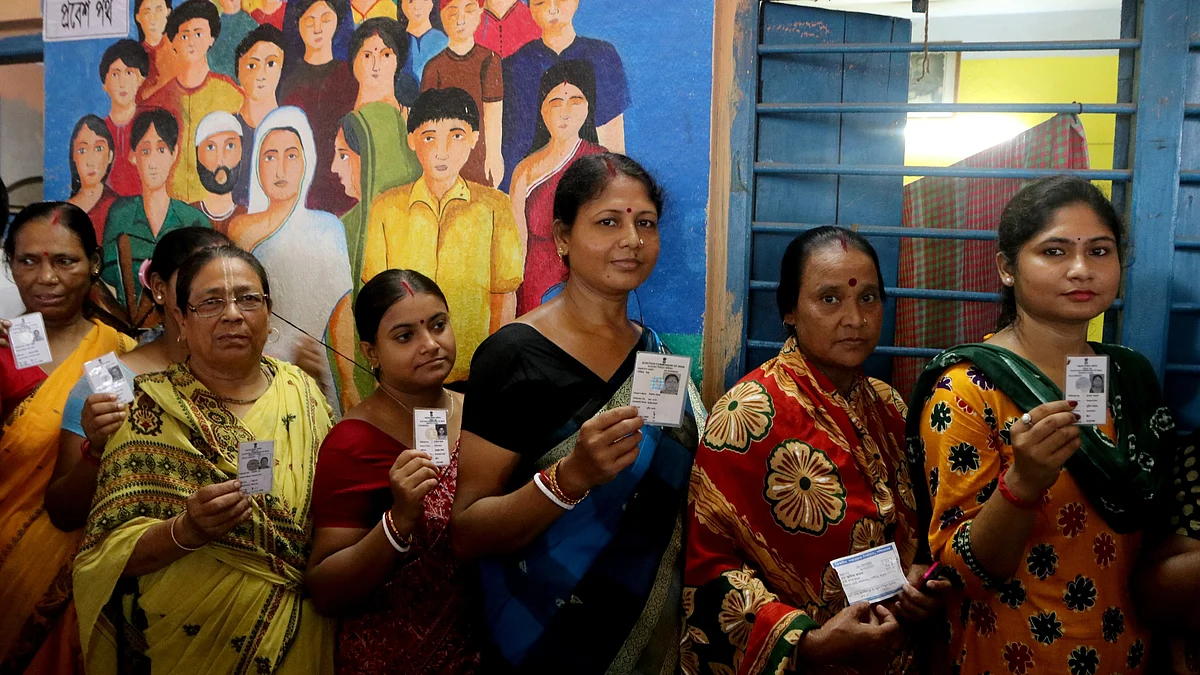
left=626, top=208, right=632, bottom=213
left=848, top=278, right=858, bottom=287
left=42, top=251, right=49, bottom=258
left=419, top=319, right=424, bottom=324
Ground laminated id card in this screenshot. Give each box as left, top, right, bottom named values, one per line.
left=84, top=352, right=134, bottom=404
left=831, top=542, right=909, bottom=605
left=415, top=408, right=451, bottom=467
left=630, top=352, right=691, bottom=428
left=9, top=312, right=51, bottom=370
left=237, top=440, right=275, bottom=494
left=1065, top=355, right=1109, bottom=426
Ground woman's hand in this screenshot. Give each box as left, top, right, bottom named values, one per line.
left=178, top=480, right=253, bottom=547
left=0, top=318, right=9, bottom=348
left=82, top=393, right=127, bottom=450
left=556, top=406, right=644, bottom=497
left=389, top=449, right=439, bottom=535
left=890, top=564, right=953, bottom=623
left=798, top=602, right=903, bottom=668
left=1006, top=400, right=1081, bottom=502
left=293, top=336, right=328, bottom=382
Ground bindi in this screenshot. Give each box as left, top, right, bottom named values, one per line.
left=626, top=208, right=632, bottom=213
left=848, top=278, right=858, bottom=287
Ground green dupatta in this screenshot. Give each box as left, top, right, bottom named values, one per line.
left=340, top=102, right=422, bottom=401
left=905, top=342, right=1175, bottom=534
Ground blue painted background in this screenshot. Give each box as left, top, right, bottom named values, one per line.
left=42, top=0, right=714, bottom=348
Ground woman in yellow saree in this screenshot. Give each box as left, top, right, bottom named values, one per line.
left=75, top=244, right=335, bottom=674
left=0, top=202, right=136, bottom=674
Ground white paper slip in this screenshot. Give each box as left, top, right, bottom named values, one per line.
left=629, top=352, right=692, bottom=428
left=831, top=542, right=908, bottom=605
left=1065, top=355, right=1109, bottom=426
left=9, top=312, right=52, bottom=370
left=237, top=440, right=275, bottom=495
left=415, top=408, right=451, bottom=467
left=83, top=352, right=134, bottom=404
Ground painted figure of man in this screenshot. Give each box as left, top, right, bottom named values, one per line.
left=422, top=0, right=503, bottom=187
left=99, top=39, right=149, bottom=197
left=362, top=87, right=523, bottom=382
left=208, top=0, right=259, bottom=79
left=146, top=0, right=245, bottom=203
left=190, top=111, right=248, bottom=232
left=501, top=0, right=627, bottom=190
left=103, top=108, right=211, bottom=311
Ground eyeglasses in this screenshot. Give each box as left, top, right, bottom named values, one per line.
left=188, top=293, right=269, bottom=318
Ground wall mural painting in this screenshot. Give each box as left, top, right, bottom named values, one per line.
left=44, top=0, right=714, bottom=412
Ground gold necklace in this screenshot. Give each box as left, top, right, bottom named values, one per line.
left=377, top=381, right=455, bottom=418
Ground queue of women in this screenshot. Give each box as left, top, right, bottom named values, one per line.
left=2, top=159, right=1198, bottom=675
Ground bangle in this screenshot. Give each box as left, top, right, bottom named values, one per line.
left=534, top=472, right=575, bottom=510
left=381, top=511, right=411, bottom=553
left=998, top=469, right=1042, bottom=509
left=80, top=439, right=102, bottom=467
left=545, top=461, right=588, bottom=506
left=170, top=514, right=204, bottom=551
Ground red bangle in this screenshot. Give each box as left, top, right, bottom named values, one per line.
left=998, top=469, right=1041, bottom=509
left=80, top=439, right=102, bottom=467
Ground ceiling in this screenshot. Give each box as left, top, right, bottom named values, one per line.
left=778, top=0, right=1121, bottom=18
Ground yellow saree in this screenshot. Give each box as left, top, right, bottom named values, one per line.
left=0, top=320, right=134, bottom=673
left=75, top=357, right=335, bottom=675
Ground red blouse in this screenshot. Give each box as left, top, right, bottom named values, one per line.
left=311, top=419, right=479, bottom=675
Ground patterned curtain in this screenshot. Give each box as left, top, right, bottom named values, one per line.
left=893, top=113, right=1092, bottom=398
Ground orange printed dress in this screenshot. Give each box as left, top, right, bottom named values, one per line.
left=918, top=362, right=1150, bottom=675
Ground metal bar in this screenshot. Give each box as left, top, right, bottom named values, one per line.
left=1179, top=171, right=1200, bottom=183
left=748, top=339, right=942, bottom=358
left=1166, top=363, right=1200, bottom=374
left=1185, top=104, right=1200, bottom=116
left=1175, top=236, right=1200, bottom=250
left=759, top=39, right=1139, bottom=55
left=758, top=102, right=1136, bottom=115
left=1121, top=0, right=1188, bottom=379
left=755, top=163, right=1132, bottom=180
left=752, top=221, right=998, bottom=240
left=1171, top=304, right=1200, bottom=313
left=0, top=33, right=42, bottom=66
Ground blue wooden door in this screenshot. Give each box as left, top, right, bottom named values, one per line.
left=744, top=2, right=910, bottom=382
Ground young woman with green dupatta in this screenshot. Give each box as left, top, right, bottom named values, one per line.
left=906, top=176, right=1176, bottom=675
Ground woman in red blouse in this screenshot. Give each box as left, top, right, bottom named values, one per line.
left=305, top=269, right=479, bottom=674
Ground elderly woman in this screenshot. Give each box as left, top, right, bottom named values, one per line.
left=450, top=153, right=705, bottom=673
left=684, top=227, right=949, bottom=675
left=74, top=245, right=334, bottom=674
left=0, top=202, right=136, bottom=674
left=46, top=227, right=231, bottom=532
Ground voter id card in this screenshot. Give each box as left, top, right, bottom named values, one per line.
left=237, top=440, right=274, bottom=494
left=630, top=352, right=691, bottom=428
left=831, top=542, right=908, bottom=605
left=9, top=312, right=51, bottom=370
left=414, top=408, right=451, bottom=467
left=84, top=352, right=134, bottom=404
left=1065, top=355, right=1109, bottom=426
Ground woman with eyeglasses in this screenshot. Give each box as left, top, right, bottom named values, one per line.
left=74, top=244, right=335, bottom=674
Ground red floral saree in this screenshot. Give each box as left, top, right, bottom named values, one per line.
left=684, top=339, right=924, bottom=674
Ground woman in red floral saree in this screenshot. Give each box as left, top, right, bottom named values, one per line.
left=684, top=228, right=950, bottom=674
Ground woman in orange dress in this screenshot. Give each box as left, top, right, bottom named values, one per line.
left=908, top=176, right=1174, bottom=675
left=0, top=203, right=136, bottom=673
